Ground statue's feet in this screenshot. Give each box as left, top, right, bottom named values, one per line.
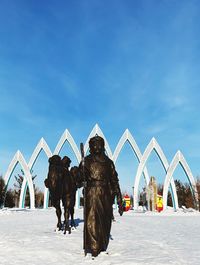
left=91, top=250, right=98, bottom=257
left=57, top=222, right=62, bottom=231
left=64, top=225, right=71, bottom=234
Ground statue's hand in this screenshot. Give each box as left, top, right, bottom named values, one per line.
left=118, top=200, right=123, bottom=216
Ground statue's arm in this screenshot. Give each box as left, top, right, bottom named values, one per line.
left=110, top=161, right=123, bottom=216
left=78, top=160, right=88, bottom=188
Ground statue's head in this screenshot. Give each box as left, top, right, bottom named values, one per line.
left=70, top=166, right=79, bottom=176
left=48, top=155, right=61, bottom=165
left=62, top=156, right=71, bottom=168
left=47, top=155, right=62, bottom=190
left=89, top=135, right=105, bottom=155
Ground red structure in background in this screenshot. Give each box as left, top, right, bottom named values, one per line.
left=123, top=194, right=131, bottom=211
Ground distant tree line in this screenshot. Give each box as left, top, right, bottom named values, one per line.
left=1, top=175, right=200, bottom=209
left=157, top=178, right=200, bottom=209
left=0, top=170, right=44, bottom=208
left=122, top=178, right=200, bottom=210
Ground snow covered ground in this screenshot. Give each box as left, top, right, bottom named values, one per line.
left=1, top=207, right=200, bottom=265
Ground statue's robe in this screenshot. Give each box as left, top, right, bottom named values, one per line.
left=80, top=153, right=121, bottom=256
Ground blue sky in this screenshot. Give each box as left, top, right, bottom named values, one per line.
left=0, top=0, right=200, bottom=193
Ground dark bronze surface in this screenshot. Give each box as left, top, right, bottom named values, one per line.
left=44, top=155, right=79, bottom=234
left=79, top=136, right=123, bottom=257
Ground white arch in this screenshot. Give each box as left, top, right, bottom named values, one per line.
left=113, top=129, right=150, bottom=185
left=19, top=138, right=52, bottom=208
left=28, top=138, right=52, bottom=168
left=84, top=124, right=113, bottom=159
left=4, top=150, right=35, bottom=209
left=133, top=138, right=178, bottom=210
left=53, top=129, right=81, bottom=162
left=4, top=125, right=195, bottom=212
left=163, top=151, right=198, bottom=210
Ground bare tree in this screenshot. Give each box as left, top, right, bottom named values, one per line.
left=14, top=169, right=37, bottom=207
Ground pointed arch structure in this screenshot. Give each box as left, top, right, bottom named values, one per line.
left=3, top=124, right=195, bottom=212
left=4, top=150, right=35, bottom=209
left=133, top=138, right=179, bottom=210
left=163, top=151, right=198, bottom=210
left=19, top=138, right=52, bottom=208
left=53, top=129, right=81, bottom=161
left=112, top=129, right=150, bottom=184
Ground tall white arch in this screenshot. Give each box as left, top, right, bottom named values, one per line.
left=163, top=151, right=198, bottom=210
left=19, top=138, right=52, bottom=208
left=4, top=150, right=35, bottom=209
left=113, top=129, right=150, bottom=185
left=29, top=138, right=52, bottom=168
left=53, top=129, right=81, bottom=162
left=133, top=138, right=178, bottom=210
left=3, top=125, right=195, bottom=212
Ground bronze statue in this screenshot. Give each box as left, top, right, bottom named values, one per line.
left=44, top=155, right=63, bottom=230
left=62, top=157, right=78, bottom=233
left=79, top=136, right=123, bottom=257
left=44, top=155, right=79, bottom=234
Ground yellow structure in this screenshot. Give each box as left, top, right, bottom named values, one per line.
left=156, top=195, right=163, bottom=212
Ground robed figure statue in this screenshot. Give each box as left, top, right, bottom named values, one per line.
left=79, top=135, right=123, bottom=257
